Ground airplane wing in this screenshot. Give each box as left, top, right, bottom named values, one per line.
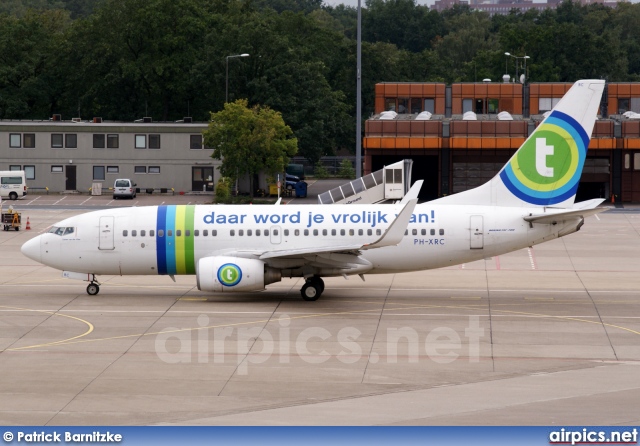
left=524, top=199, right=607, bottom=225
left=399, top=180, right=423, bottom=205
left=259, top=198, right=418, bottom=260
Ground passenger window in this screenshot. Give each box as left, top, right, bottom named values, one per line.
left=439, top=229, right=445, bottom=235
left=421, top=229, right=426, bottom=236
left=304, top=229, right=309, bottom=236
left=294, top=229, right=299, bottom=236
left=412, top=229, right=417, bottom=236
left=313, top=229, right=318, bottom=236
left=123, top=230, right=128, bottom=236
left=158, top=230, right=164, bottom=237
left=203, top=229, right=208, bottom=236
left=230, top=230, right=235, bottom=236
left=430, top=229, right=435, bottom=236
left=349, top=229, right=354, bottom=236
left=323, top=229, right=327, bottom=236
left=167, top=230, right=172, bottom=237
left=367, top=229, right=372, bottom=236
left=256, top=229, right=261, bottom=236
left=176, top=230, right=181, bottom=237
left=376, top=229, right=382, bottom=236
left=212, top=230, right=217, bottom=236
left=132, top=230, right=137, bottom=237
left=193, top=230, right=198, bottom=236
left=239, top=230, right=244, bottom=236
left=264, top=229, right=269, bottom=236
left=141, top=230, right=146, bottom=237
left=273, top=229, right=278, bottom=236
left=358, top=229, right=363, bottom=236
left=340, top=229, right=345, bottom=236
left=248, top=229, right=253, bottom=236
left=331, top=229, right=336, bottom=236
left=150, top=230, right=154, bottom=237
left=186, top=230, right=191, bottom=237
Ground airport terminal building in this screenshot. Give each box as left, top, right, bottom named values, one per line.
left=0, top=118, right=219, bottom=194
left=364, top=81, right=640, bottom=202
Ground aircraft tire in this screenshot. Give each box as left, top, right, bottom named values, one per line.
left=87, top=283, right=100, bottom=296
left=301, top=283, right=321, bottom=301
left=310, top=276, right=325, bottom=293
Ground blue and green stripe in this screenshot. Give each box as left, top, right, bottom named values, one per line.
left=156, top=205, right=197, bottom=275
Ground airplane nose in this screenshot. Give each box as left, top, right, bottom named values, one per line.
left=21, top=236, right=41, bottom=263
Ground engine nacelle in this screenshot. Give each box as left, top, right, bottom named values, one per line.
left=196, top=256, right=281, bottom=292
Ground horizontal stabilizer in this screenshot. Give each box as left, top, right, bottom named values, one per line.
left=524, top=199, right=606, bottom=225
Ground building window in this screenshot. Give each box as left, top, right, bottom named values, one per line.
left=24, top=165, right=35, bottom=180
left=634, top=154, right=640, bottom=171
left=618, top=98, right=630, bottom=114
left=149, top=134, right=160, bottom=149
left=93, top=134, right=105, bottom=148
left=10, top=134, right=21, bottom=148
left=462, top=99, right=473, bottom=113
left=65, top=134, right=77, bottom=148
left=384, top=98, right=396, bottom=111
left=51, top=134, right=63, bottom=148
left=190, top=135, right=202, bottom=149
left=397, top=98, right=409, bottom=114
left=107, top=166, right=119, bottom=174
left=410, top=98, right=421, bottom=114
left=632, top=98, right=640, bottom=113
left=23, top=134, right=35, bottom=148
left=424, top=99, right=435, bottom=114
left=135, top=135, right=146, bottom=149
left=51, top=166, right=64, bottom=173
left=93, top=166, right=105, bottom=180
left=148, top=166, right=160, bottom=174
left=107, top=134, right=119, bottom=148
left=9, top=165, right=21, bottom=171
left=134, top=166, right=147, bottom=174
left=539, top=98, right=561, bottom=113
left=488, top=98, right=499, bottom=114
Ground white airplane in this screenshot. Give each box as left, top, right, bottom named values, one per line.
left=21, top=80, right=606, bottom=301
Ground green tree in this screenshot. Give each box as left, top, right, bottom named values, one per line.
left=204, top=99, right=298, bottom=197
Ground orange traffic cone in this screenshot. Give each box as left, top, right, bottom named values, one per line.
left=26, top=217, right=31, bottom=230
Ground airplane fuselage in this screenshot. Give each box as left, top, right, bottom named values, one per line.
left=33, top=203, right=576, bottom=277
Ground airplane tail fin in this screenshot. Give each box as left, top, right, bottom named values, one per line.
left=433, top=80, right=605, bottom=208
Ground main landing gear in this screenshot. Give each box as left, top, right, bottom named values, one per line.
left=301, top=276, right=324, bottom=301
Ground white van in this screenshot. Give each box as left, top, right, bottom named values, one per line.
left=113, top=178, right=136, bottom=199
left=0, top=171, right=27, bottom=200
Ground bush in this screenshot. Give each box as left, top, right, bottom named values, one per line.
left=314, top=163, right=330, bottom=179
left=215, top=178, right=230, bottom=203
left=337, top=159, right=355, bottom=179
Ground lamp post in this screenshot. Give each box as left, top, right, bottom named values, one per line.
left=505, top=52, right=531, bottom=84
left=225, top=53, right=249, bottom=103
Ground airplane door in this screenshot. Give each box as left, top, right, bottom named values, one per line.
left=270, top=225, right=281, bottom=244
left=99, top=216, right=115, bottom=250
left=470, top=215, right=484, bottom=249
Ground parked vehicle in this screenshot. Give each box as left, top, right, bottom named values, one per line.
left=113, top=179, right=137, bottom=199
left=285, top=174, right=300, bottom=190
left=0, top=171, right=27, bottom=200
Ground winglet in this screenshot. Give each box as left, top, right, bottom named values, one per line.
left=399, top=180, right=423, bottom=205
left=363, top=198, right=417, bottom=250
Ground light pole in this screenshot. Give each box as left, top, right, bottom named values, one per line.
left=225, top=53, right=249, bottom=103
left=505, top=52, right=531, bottom=84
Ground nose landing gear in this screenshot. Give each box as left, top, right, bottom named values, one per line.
left=86, top=282, right=100, bottom=296
left=301, top=276, right=324, bottom=301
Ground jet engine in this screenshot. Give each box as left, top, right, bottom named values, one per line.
left=196, top=256, right=281, bottom=292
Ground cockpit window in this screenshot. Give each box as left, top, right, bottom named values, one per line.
left=48, top=226, right=75, bottom=236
